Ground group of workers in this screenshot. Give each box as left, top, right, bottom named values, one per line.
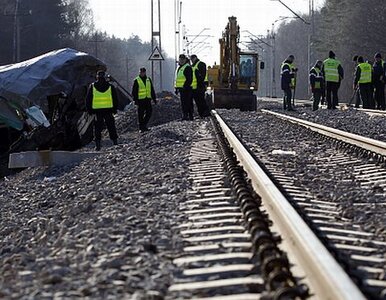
left=281, top=50, right=386, bottom=111
left=86, top=53, right=210, bottom=151
left=174, top=53, right=211, bottom=120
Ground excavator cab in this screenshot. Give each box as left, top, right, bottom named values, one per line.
left=206, top=17, right=259, bottom=111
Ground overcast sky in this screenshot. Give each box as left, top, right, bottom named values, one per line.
left=90, top=0, right=323, bottom=65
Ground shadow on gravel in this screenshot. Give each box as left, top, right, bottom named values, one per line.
left=27, top=163, right=81, bottom=182
left=116, top=97, right=185, bottom=134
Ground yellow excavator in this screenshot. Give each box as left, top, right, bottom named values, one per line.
left=207, top=16, right=260, bottom=111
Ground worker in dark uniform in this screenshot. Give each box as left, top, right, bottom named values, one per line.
left=131, top=67, right=157, bottom=132
left=175, top=54, right=193, bottom=120
left=351, top=55, right=361, bottom=108
left=281, top=55, right=296, bottom=111
left=190, top=54, right=210, bottom=118
left=322, top=51, right=344, bottom=109
left=86, top=70, right=118, bottom=151
left=309, top=60, right=324, bottom=111
left=373, top=53, right=385, bottom=110
left=354, top=56, right=374, bottom=109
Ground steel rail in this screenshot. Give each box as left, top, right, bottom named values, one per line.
left=212, top=110, right=366, bottom=300
left=354, top=107, right=386, bottom=115
left=263, top=109, right=386, bottom=156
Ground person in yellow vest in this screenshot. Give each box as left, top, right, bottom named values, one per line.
left=190, top=54, right=211, bottom=118
left=175, top=54, right=193, bottom=120
left=322, top=50, right=344, bottom=109
left=86, top=70, right=118, bottom=151
left=280, top=55, right=296, bottom=111
left=354, top=56, right=374, bottom=109
left=309, top=60, right=324, bottom=111
left=131, top=67, right=156, bottom=132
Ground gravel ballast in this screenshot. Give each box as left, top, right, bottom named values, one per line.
left=0, top=98, right=203, bottom=299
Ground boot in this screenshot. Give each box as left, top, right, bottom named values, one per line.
left=95, top=140, right=101, bottom=151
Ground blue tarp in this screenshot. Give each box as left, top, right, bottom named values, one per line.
left=0, top=48, right=106, bottom=130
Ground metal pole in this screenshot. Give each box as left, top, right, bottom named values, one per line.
left=158, top=0, right=162, bottom=91
left=151, top=0, right=154, bottom=82
left=267, top=30, right=271, bottom=98
left=95, top=33, right=98, bottom=58
left=125, top=55, right=129, bottom=88
left=174, top=0, right=177, bottom=63
left=271, top=23, right=277, bottom=98
left=179, top=1, right=182, bottom=54
left=272, top=33, right=277, bottom=98
left=13, top=0, right=20, bottom=63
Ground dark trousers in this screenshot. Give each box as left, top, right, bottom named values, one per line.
left=326, top=81, right=340, bottom=109
left=359, top=83, right=374, bottom=109
left=180, top=88, right=193, bottom=120
left=354, top=88, right=361, bottom=108
left=94, top=111, right=118, bottom=141
left=282, top=88, right=292, bottom=110
left=374, top=81, right=385, bottom=110
left=192, top=88, right=210, bottom=117
left=137, top=99, right=152, bottom=130
left=312, top=90, right=322, bottom=111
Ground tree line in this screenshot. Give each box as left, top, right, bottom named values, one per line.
left=0, top=0, right=175, bottom=92
left=258, top=0, right=386, bottom=101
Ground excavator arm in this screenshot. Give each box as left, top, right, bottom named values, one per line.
left=207, top=16, right=259, bottom=111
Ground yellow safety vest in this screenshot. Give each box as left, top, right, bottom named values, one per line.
left=92, top=84, right=113, bottom=109
left=135, top=76, right=152, bottom=99
left=358, top=62, right=372, bottom=84
left=323, top=58, right=340, bottom=82
left=192, top=61, right=208, bottom=90
left=175, top=63, right=191, bottom=88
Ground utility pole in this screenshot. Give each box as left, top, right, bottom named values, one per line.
left=4, top=0, right=31, bottom=63
left=271, top=0, right=312, bottom=96
left=151, top=0, right=163, bottom=90
left=13, top=0, right=20, bottom=63
left=88, top=32, right=104, bottom=59
left=271, top=23, right=277, bottom=98
left=174, top=0, right=182, bottom=63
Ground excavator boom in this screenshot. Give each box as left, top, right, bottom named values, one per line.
left=207, top=16, right=259, bottom=111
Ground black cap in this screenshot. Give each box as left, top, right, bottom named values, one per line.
left=288, top=54, right=294, bottom=60
left=375, top=52, right=382, bottom=59
left=329, top=50, right=335, bottom=58
left=140, top=67, right=146, bottom=72
left=190, top=54, right=197, bottom=59
left=352, top=55, right=358, bottom=62
left=179, top=54, right=187, bottom=59
left=357, top=56, right=364, bottom=63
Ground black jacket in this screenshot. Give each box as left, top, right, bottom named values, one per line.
left=373, top=60, right=386, bottom=83
left=131, top=75, right=156, bottom=101
left=176, top=64, right=193, bottom=90
left=280, top=60, right=294, bottom=90
left=309, top=65, right=324, bottom=90
left=85, top=79, right=118, bottom=114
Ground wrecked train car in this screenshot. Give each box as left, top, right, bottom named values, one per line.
left=0, top=48, right=130, bottom=156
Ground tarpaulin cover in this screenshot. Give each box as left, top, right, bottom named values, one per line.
left=0, top=97, right=24, bottom=130
left=0, top=48, right=107, bottom=113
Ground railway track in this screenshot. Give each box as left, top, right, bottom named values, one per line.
left=217, top=109, right=386, bottom=299
left=167, top=122, right=307, bottom=299
left=166, top=108, right=386, bottom=299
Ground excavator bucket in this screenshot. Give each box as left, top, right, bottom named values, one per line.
left=212, top=88, right=257, bottom=111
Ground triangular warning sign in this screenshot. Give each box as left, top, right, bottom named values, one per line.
left=148, top=46, right=164, bottom=61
